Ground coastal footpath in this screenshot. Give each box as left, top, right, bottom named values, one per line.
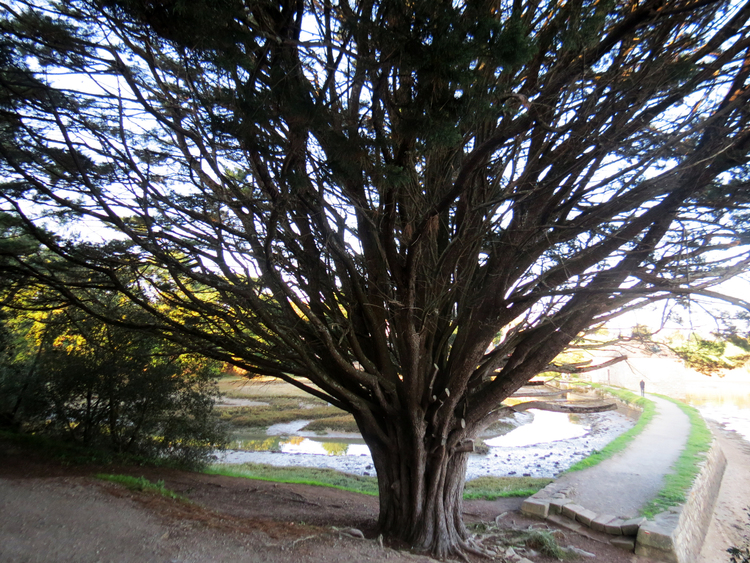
left=522, top=393, right=727, bottom=562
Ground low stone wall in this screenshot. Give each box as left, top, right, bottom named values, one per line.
left=522, top=431, right=727, bottom=562
left=635, top=439, right=726, bottom=563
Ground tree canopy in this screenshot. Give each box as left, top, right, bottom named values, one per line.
left=1, top=0, right=750, bottom=556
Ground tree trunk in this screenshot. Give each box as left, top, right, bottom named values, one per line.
left=362, top=418, right=480, bottom=558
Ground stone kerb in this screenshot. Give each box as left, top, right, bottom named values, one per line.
left=521, top=437, right=727, bottom=562
left=635, top=439, right=726, bottom=563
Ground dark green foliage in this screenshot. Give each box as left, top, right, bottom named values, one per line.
left=0, top=301, right=227, bottom=467
left=674, top=334, right=750, bottom=375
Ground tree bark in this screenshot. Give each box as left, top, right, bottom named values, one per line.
left=362, top=418, right=480, bottom=558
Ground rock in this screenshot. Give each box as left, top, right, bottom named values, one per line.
left=549, top=498, right=572, bottom=515
left=591, top=514, right=618, bottom=533
left=604, top=518, right=626, bottom=536
left=620, top=516, right=646, bottom=536
left=561, top=503, right=586, bottom=520
left=566, top=545, right=596, bottom=558
left=338, top=527, right=365, bottom=539
left=572, top=506, right=598, bottom=526
left=610, top=536, right=636, bottom=551
left=521, top=498, right=550, bottom=518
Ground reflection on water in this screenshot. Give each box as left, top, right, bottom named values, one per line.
left=485, top=410, right=589, bottom=448
left=230, top=407, right=593, bottom=456
left=231, top=430, right=370, bottom=456
left=685, top=390, right=750, bottom=442
left=685, top=391, right=750, bottom=410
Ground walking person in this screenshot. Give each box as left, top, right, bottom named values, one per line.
left=639, top=379, right=645, bottom=397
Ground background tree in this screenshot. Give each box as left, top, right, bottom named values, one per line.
left=2, top=0, right=750, bottom=556
left=0, top=289, right=227, bottom=466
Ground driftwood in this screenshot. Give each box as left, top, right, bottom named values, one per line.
left=512, top=388, right=568, bottom=398
left=511, top=400, right=618, bottom=413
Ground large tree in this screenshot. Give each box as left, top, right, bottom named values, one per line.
left=2, top=0, right=750, bottom=556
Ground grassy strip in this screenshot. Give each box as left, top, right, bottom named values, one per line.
left=302, top=415, right=359, bottom=433
left=640, top=396, right=713, bottom=518
left=218, top=403, right=347, bottom=429
left=207, top=462, right=380, bottom=495
left=217, top=377, right=318, bottom=399
left=207, top=463, right=551, bottom=499
left=463, top=476, right=553, bottom=499
left=95, top=474, right=186, bottom=501
left=565, top=384, right=655, bottom=473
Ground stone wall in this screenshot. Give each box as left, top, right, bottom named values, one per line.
left=635, top=439, right=727, bottom=563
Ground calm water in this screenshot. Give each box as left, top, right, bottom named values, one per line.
left=217, top=373, right=750, bottom=479
left=229, top=398, right=597, bottom=457
left=685, top=391, right=750, bottom=442
left=224, top=384, right=750, bottom=466
left=484, top=410, right=588, bottom=448
left=221, top=406, right=636, bottom=479
left=231, top=420, right=371, bottom=457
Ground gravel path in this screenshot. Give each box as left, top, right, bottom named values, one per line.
left=544, top=395, right=691, bottom=518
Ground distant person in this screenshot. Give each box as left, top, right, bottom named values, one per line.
left=639, top=379, right=645, bottom=397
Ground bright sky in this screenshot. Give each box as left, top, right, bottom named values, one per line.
left=607, top=274, right=750, bottom=336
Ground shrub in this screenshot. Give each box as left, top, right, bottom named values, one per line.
left=0, top=299, right=227, bottom=467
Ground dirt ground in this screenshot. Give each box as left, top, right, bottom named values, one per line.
left=1, top=426, right=747, bottom=563
left=698, top=422, right=750, bottom=563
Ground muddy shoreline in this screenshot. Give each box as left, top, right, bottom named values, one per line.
left=216, top=408, right=635, bottom=479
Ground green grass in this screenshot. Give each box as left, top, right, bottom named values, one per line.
left=640, top=395, right=713, bottom=518
left=207, top=462, right=380, bottom=495
left=523, top=529, right=576, bottom=560
left=207, top=462, right=549, bottom=499
left=95, top=474, right=186, bottom=501
left=302, top=414, right=359, bottom=433
left=217, top=377, right=318, bottom=399
left=217, top=397, right=347, bottom=428
left=565, top=385, right=655, bottom=472
left=463, top=476, right=553, bottom=499
left=218, top=393, right=358, bottom=432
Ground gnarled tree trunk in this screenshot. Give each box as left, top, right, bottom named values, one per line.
left=359, top=412, right=480, bottom=558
